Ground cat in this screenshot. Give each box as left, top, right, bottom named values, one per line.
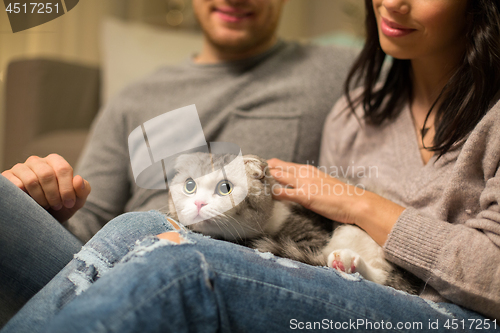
left=165, top=152, right=421, bottom=294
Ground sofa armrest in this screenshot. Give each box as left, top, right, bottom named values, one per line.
left=3, top=58, right=100, bottom=169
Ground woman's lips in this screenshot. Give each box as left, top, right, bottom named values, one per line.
left=214, top=6, right=253, bottom=23
left=380, top=17, right=416, bottom=37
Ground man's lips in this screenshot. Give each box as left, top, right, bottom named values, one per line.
left=380, top=17, right=416, bottom=37
left=213, top=6, right=253, bottom=23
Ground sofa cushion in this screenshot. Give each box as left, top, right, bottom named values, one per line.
left=22, top=130, right=89, bottom=168
left=101, top=18, right=203, bottom=103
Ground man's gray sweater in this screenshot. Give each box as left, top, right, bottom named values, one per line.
left=66, top=41, right=356, bottom=242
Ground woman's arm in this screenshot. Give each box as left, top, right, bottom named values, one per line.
left=267, top=158, right=500, bottom=320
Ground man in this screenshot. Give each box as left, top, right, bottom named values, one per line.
left=0, top=0, right=355, bottom=324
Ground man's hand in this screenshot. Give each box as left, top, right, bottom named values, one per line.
left=2, top=154, right=91, bottom=222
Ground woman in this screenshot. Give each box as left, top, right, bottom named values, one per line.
left=269, top=0, right=500, bottom=320
left=2, top=0, right=499, bottom=332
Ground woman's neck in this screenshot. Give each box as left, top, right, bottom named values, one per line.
left=410, top=59, right=457, bottom=114
left=409, top=48, right=464, bottom=164
left=410, top=43, right=465, bottom=118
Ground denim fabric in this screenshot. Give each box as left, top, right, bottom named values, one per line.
left=3, top=211, right=496, bottom=333
left=1, top=210, right=174, bottom=333
left=0, top=175, right=82, bottom=327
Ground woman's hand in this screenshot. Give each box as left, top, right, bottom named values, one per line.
left=2, top=154, right=91, bottom=222
left=266, top=158, right=405, bottom=246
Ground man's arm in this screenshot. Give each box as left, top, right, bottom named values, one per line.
left=64, top=100, right=133, bottom=242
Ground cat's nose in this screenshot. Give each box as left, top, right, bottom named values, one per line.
left=195, top=200, right=207, bottom=212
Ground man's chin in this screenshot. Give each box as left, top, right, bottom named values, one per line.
left=208, top=31, right=265, bottom=52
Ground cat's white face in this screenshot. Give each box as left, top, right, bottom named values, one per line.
left=168, top=153, right=274, bottom=241
left=169, top=153, right=248, bottom=226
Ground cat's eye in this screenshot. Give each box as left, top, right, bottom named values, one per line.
left=184, top=178, right=197, bottom=194
left=216, top=180, right=233, bottom=196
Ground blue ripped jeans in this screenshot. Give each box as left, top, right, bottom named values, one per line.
left=0, top=175, right=82, bottom=327
left=2, top=211, right=496, bottom=333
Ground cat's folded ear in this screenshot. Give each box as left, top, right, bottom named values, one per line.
left=243, top=155, right=268, bottom=180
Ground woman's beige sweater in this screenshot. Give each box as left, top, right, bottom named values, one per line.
left=320, top=95, right=500, bottom=320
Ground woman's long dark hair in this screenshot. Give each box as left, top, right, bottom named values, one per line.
left=345, top=0, right=500, bottom=156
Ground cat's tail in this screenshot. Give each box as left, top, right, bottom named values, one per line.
left=251, top=236, right=327, bottom=267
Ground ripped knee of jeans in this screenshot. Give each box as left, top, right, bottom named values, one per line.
left=120, top=232, right=193, bottom=265
left=165, top=216, right=182, bottom=231
left=157, top=231, right=187, bottom=244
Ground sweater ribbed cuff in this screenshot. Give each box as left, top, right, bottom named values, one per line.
left=383, top=207, right=453, bottom=280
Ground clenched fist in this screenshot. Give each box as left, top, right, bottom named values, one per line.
left=2, top=154, right=91, bottom=222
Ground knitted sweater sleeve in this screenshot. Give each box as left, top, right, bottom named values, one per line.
left=384, top=176, right=500, bottom=320
left=384, top=108, right=500, bottom=321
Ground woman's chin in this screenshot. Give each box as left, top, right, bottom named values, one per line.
left=379, top=40, right=414, bottom=60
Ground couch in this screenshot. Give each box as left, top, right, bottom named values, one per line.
left=3, top=58, right=101, bottom=170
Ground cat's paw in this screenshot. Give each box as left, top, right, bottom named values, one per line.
left=327, top=249, right=360, bottom=274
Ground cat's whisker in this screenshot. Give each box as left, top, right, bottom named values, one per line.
left=223, top=214, right=261, bottom=241
left=228, top=213, right=262, bottom=235
left=203, top=208, right=238, bottom=240
left=213, top=219, right=229, bottom=237
left=214, top=214, right=243, bottom=241
left=210, top=210, right=248, bottom=241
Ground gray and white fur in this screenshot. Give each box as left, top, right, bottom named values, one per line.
left=166, top=153, right=421, bottom=294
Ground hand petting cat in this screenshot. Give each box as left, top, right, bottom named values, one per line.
left=266, top=158, right=405, bottom=246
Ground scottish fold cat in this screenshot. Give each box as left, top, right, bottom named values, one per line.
left=166, top=153, right=420, bottom=293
